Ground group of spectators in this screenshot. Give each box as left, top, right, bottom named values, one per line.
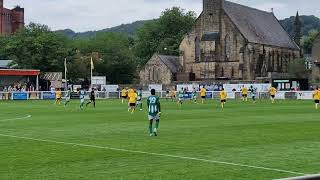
left=1, top=82, right=36, bottom=92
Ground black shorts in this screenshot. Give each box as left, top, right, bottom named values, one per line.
left=122, top=96, right=127, bottom=99
left=56, top=98, right=61, bottom=100
left=271, top=95, right=275, bottom=98
left=242, top=94, right=247, bottom=98
left=130, top=103, right=136, bottom=107
left=221, top=99, right=226, bottom=103
left=90, top=98, right=95, bottom=101
left=315, top=100, right=320, bottom=104
left=201, top=96, right=206, bottom=99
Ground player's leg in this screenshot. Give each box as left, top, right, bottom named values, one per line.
left=139, top=101, right=143, bottom=110
left=315, top=100, right=319, bottom=110
left=93, top=99, right=96, bottom=108
left=154, top=118, right=160, bottom=136
left=149, top=118, right=154, bottom=136
left=221, top=100, right=224, bottom=109
left=64, top=98, right=70, bottom=107
left=271, top=95, right=275, bottom=103
left=80, top=99, right=85, bottom=109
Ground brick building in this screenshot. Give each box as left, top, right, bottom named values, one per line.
left=140, top=0, right=301, bottom=85
left=0, top=0, right=24, bottom=35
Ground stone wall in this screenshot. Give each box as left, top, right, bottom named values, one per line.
left=140, top=55, right=173, bottom=85
left=312, top=35, right=320, bottom=82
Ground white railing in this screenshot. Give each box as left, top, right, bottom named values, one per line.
left=0, top=91, right=315, bottom=100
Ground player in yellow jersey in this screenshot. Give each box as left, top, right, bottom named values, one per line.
left=55, top=88, right=62, bottom=105
left=128, top=90, right=138, bottom=114
left=200, top=86, right=207, bottom=104
left=121, top=88, right=128, bottom=104
left=241, top=86, right=248, bottom=102
left=312, top=87, right=320, bottom=110
left=269, top=86, right=277, bottom=104
left=220, top=88, right=227, bottom=109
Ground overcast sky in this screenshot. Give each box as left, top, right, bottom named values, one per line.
left=4, top=0, right=320, bottom=32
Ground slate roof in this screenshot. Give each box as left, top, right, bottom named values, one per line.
left=223, top=1, right=299, bottom=50
left=158, top=55, right=181, bottom=73
left=0, top=60, right=13, bottom=69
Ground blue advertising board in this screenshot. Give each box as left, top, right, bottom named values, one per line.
left=12, top=92, right=28, bottom=100
left=43, top=92, right=56, bottom=100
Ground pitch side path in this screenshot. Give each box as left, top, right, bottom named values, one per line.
left=0, top=100, right=319, bottom=179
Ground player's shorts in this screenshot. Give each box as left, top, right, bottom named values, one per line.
left=80, top=99, right=85, bottom=104
left=56, top=97, right=61, bottom=100
left=179, top=98, right=183, bottom=101
left=271, top=95, right=275, bottom=98
left=130, top=103, right=136, bottom=107
left=221, top=99, right=226, bottom=103
left=148, top=114, right=160, bottom=121
left=90, top=97, right=95, bottom=101
left=122, top=96, right=127, bottom=99
left=242, top=94, right=248, bottom=98
left=315, top=100, right=320, bottom=104
left=201, top=96, right=206, bottom=99
left=66, top=97, right=70, bottom=101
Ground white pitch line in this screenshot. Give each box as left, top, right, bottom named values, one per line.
left=0, top=133, right=305, bottom=176
left=0, top=115, right=32, bottom=122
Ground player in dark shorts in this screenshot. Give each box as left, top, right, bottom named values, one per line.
left=86, top=88, right=96, bottom=108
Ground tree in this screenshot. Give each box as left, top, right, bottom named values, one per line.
left=3, top=23, right=74, bottom=72
left=302, top=29, right=319, bottom=54
left=92, top=32, right=136, bottom=84
left=134, top=7, right=196, bottom=65
left=72, top=32, right=137, bottom=84
left=288, top=58, right=310, bottom=78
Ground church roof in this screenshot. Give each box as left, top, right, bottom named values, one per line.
left=223, top=1, right=299, bottom=50
left=158, top=55, right=181, bottom=73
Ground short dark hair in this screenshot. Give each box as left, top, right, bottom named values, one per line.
left=151, top=89, right=156, bottom=95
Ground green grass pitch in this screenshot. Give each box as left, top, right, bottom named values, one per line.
left=0, top=99, right=319, bottom=179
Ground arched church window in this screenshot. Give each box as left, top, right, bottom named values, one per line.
left=231, top=67, right=235, bottom=78
left=195, top=37, right=201, bottom=62
left=149, top=69, right=153, bottom=81
left=153, top=67, right=157, bottom=81
left=225, top=34, right=231, bottom=61
left=221, top=67, right=224, bottom=77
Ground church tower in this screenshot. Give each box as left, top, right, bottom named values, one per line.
left=0, top=0, right=3, bottom=8
left=294, top=11, right=302, bottom=47
left=202, top=0, right=223, bottom=32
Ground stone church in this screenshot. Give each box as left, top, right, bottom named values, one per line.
left=140, top=0, right=300, bottom=85
left=311, top=34, right=320, bottom=83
